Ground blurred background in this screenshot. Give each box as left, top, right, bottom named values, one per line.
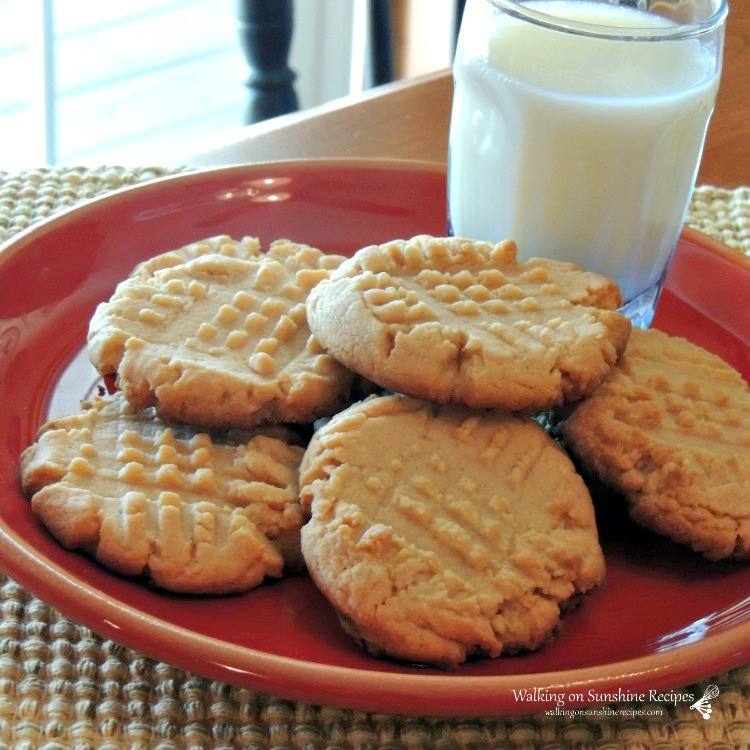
left=0, top=0, right=459, bottom=169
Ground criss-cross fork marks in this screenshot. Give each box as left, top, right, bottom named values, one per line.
left=59, top=396, right=303, bottom=512
left=114, top=243, right=336, bottom=381
left=22, top=393, right=307, bottom=592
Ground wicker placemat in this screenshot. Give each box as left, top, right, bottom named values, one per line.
left=0, top=166, right=749, bottom=750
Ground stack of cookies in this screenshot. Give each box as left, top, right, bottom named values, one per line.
left=20, top=233, right=750, bottom=669
left=22, top=236, right=355, bottom=595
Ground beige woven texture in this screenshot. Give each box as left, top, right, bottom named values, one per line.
left=0, top=166, right=749, bottom=749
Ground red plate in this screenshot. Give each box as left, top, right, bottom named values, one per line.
left=0, top=160, right=748, bottom=717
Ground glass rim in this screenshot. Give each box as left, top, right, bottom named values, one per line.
left=484, top=0, right=729, bottom=40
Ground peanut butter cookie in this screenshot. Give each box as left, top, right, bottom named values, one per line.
left=300, top=394, right=606, bottom=667
left=306, top=235, right=631, bottom=412
left=561, top=327, right=750, bottom=561
left=21, top=393, right=306, bottom=593
left=88, top=235, right=354, bottom=430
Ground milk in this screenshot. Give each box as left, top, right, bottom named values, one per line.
left=448, top=0, right=722, bottom=307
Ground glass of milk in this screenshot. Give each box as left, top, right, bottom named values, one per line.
left=448, top=0, right=727, bottom=328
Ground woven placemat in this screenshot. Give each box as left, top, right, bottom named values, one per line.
left=0, top=166, right=749, bottom=750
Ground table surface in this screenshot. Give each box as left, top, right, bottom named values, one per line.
left=179, top=3, right=750, bottom=189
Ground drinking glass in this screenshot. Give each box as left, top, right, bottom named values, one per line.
left=448, top=0, right=728, bottom=328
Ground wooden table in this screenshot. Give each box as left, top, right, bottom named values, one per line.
left=178, top=2, right=749, bottom=189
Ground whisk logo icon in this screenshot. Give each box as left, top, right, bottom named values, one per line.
left=690, top=685, right=720, bottom=719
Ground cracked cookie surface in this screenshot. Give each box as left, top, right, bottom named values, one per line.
left=560, top=327, right=750, bottom=561
left=306, top=235, right=631, bottom=411
left=21, top=393, right=306, bottom=593
left=300, top=394, right=605, bottom=667
left=88, top=235, right=354, bottom=430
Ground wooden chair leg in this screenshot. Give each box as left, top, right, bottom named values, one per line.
left=455, top=0, right=466, bottom=46
left=235, top=0, right=298, bottom=124
left=370, top=0, right=394, bottom=86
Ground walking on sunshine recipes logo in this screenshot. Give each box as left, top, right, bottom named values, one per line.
left=511, top=684, right=721, bottom=719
